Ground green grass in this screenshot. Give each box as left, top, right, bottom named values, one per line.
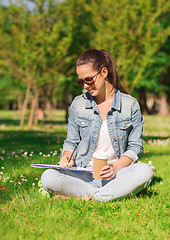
left=0, top=110, right=169, bottom=240
left=0, top=109, right=67, bottom=131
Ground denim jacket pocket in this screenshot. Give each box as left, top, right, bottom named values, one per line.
left=117, top=120, right=132, bottom=130
left=76, top=118, right=91, bottom=127
left=116, top=120, right=132, bottom=141
left=76, top=118, right=92, bottom=138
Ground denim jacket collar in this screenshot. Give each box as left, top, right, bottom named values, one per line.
left=84, top=88, right=121, bottom=111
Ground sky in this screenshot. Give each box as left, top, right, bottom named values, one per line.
left=1, top=0, right=36, bottom=11
left=1, top=0, right=64, bottom=9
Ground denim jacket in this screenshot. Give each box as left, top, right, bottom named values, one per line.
left=62, top=89, right=143, bottom=167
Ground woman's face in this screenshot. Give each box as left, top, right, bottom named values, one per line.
left=76, top=63, right=108, bottom=97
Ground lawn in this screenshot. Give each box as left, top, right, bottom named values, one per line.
left=0, top=111, right=169, bottom=240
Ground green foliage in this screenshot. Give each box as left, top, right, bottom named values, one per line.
left=0, top=75, right=18, bottom=107
left=0, top=0, right=169, bottom=110
left=90, top=0, right=170, bottom=96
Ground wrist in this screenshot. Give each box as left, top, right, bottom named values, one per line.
left=112, top=156, right=133, bottom=172
left=63, top=151, right=72, bottom=159
left=112, top=162, right=120, bottom=173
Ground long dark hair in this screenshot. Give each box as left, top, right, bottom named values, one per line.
left=76, top=49, right=128, bottom=94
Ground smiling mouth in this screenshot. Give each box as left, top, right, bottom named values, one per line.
left=88, top=88, right=95, bottom=93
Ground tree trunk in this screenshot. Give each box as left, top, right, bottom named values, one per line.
left=47, top=100, right=53, bottom=128
left=18, top=95, right=22, bottom=111
left=20, top=80, right=31, bottom=127
left=46, top=99, right=51, bottom=111
left=138, top=87, right=150, bottom=114
left=53, top=97, right=57, bottom=109
left=41, top=117, right=44, bottom=128
left=159, top=94, right=169, bottom=116
left=33, top=94, right=39, bottom=127
left=36, top=108, right=45, bottom=128
left=12, top=102, right=17, bottom=110
left=27, top=93, right=38, bottom=129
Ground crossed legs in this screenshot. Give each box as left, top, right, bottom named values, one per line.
left=41, top=163, right=153, bottom=202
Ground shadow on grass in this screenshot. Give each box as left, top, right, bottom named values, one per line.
left=135, top=176, right=162, bottom=199
left=0, top=130, right=67, bottom=153
left=0, top=119, right=21, bottom=126
left=143, top=136, right=170, bottom=141
left=150, top=176, right=163, bottom=186
left=136, top=189, right=158, bottom=198
left=0, top=119, right=67, bottom=126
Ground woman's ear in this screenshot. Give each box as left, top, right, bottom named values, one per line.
left=101, top=67, right=108, bottom=79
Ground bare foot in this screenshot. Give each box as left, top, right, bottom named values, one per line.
left=81, top=195, right=93, bottom=201
left=50, top=195, right=69, bottom=202
left=50, top=194, right=93, bottom=202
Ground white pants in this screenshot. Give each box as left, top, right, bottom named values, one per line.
left=41, top=162, right=153, bottom=202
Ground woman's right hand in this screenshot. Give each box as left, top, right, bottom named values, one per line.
left=59, top=151, right=74, bottom=168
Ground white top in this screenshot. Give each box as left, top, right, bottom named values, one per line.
left=87, top=120, right=117, bottom=167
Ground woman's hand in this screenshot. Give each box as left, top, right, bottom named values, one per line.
left=59, top=151, right=74, bottom=168
left=100, top=164, right=118, bottom=180
left=100, top=156, right=133, bottom=180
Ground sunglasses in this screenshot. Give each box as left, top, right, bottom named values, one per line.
left=76, top=70, right=101, bottom=87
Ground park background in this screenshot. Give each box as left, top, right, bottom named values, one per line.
left=0, top=0, right=169, bottom=127
left=0, top=0, right=169, bottom=239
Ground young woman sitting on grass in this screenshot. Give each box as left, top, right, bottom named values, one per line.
left=41, top=49, right=153, bottom=202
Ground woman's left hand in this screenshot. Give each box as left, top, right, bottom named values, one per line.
left=100, top=157, right=133, bottom=180
left=100, top=164, right=118, bottom=180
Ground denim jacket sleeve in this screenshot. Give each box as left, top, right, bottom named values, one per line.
left=61, top=99, right=80, bottom=158
left=121, top=99, right=143, bottom=162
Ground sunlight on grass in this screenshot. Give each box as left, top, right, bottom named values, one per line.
left=143, top=115, right=170, bottom=137
left=0, top=110, right=67, bottom=132
left=0, top=111, right=169, bottom=239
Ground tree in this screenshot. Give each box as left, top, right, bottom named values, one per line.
left=90, top=0, right=169, bottom=114
left=0, top=1, right=72, bottom=127
left=0, top=0, right=95, bottom=125
left=1, top=0, right=169, bottom=121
